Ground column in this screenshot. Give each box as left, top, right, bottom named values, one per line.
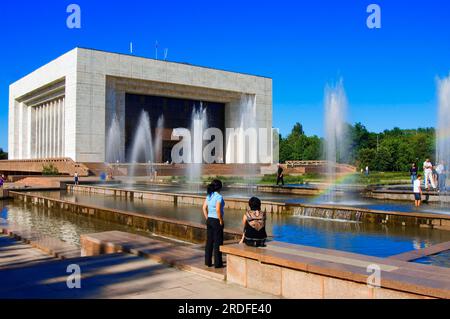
left=40, top=106, right=43, bottom=158
left=56, top=99, right=60, bottom=157
left=43, top=104, right=46, bottom=158
left=25, top=106, right=29, bottom=159
left=49, top=101, right=53, bottom=158
left=35, top=107, right=39, bottom=159
left=49, top=102, right=52, bottom=158
left=51, top=101, right=55, bottom=158
left=36, top=106, right=40, bottom=158
left=56, top=100, right=60, bottom=157
left=39, top=106, right=43, bottom=158
left=60, top=98, right=63, bottom=157
left=45, top=103, right=49, bottom=158
left=61, top=97, right=65, bottom=157
left=54, top=101, right=57, bottom=157
left=28, top=106, right=32, bottom=158
left=27, top=107, right=32, bottom=158
left=51, top=101, right=54, bottom=158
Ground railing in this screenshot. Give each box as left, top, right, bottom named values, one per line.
left=285, top=160, right=357, bottom=172
left=286, top=160, right=330, bottom=168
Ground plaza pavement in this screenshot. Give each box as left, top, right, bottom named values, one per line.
left=0, top=235, right=276, bottom=299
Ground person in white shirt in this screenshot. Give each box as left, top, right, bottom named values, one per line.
left=423, top=159, right=435, bottom=190
left=413, top=175, right=423, bottom=207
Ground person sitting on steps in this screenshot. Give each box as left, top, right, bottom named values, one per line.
left=240, top=197, right=267, bottom=247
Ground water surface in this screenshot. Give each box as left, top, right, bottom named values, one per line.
left=8, top=190, right=450, bottom=260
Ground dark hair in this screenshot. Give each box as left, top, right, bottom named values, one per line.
left=249, top=197, right=261, bottom=211
left=417, top=174, right=422, bottom=178
left=207, top=179, right=223, bottom=196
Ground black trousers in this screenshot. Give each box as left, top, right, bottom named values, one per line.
left=205, top=218, right=224, bottom=268
left=276, top=175, right=284, bottom=185
left=244, top=238, right=266, bottom=247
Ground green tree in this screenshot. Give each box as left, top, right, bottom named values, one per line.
left=279, top=123, right=323, bottom=162
left=357, top=148, right=377, bottom=170
left=279, top=122, right=435, bottom=172
left=0, top=148, right=7, bottom=160
left=42, top=164, right=60, bottom=176
left=375, top=146, right=393, bottom=171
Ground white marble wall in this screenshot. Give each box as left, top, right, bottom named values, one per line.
left=9, top=49, right=77, bottom=160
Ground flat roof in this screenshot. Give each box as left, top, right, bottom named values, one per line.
left=77, top=47, right=271, bottom=79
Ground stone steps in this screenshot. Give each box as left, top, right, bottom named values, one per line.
left=81, top=231, right=226, bottom=281
left=0, top=235, right=57, bottom=270
left=0, top=223, right=81, bottom=260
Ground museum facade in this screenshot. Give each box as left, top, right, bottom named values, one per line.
left=8, top=48, right=273, bottom=163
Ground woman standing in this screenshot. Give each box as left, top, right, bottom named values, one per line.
left=202, top=179, right=225, bottom=268
left=240, top=197, right=267, bottom=247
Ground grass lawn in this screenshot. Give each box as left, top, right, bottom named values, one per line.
left=351, top=171, right=411, bottom=185
left=168, top=171, right=412, bottom=186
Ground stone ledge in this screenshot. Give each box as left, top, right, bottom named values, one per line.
left=388, top=241, right=450, bottom=262
left=9, top=191, right=242, bottom=243
left=220, top=241, right=450, bottom=299
left=365, top=189, right=450, bottom=203
left=291, top=202, right=450, bottom=221
left=67, top=184, right=289, bottom=214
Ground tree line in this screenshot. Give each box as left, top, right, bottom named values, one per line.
left=279, top=122, right=435, bottom=172
left=0, top=148, right=7, bottom=160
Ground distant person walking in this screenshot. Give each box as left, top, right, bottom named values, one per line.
left=0, top=175, right=4, bottom=193
left=436, top=161, right=446, bottom=192
left=239, top=197, right=267, bottom=247
left=423, top=159, right=435, bottom=190
left=276, top=164, right=284, bottom=186
left=365, top=166, right=369, bottom=176
left=409, top=163, right=418, bottom=185
left=74, top=172, right=79, bottom=185
left=202, top=179, right=225, bottom=268
left=413, top=175, right=423, bottom=207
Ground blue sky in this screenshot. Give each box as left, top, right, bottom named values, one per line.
left=1, top=0, right=449, bottom=150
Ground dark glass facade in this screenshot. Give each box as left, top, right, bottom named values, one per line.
left=125, top=93, right=225, bottom=162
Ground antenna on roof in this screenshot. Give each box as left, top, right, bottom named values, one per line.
left=155, top=40, right=158, bottom=60
left=130, top=42, right=133, bottom=54
left=164, top=48, right=168, bottom=61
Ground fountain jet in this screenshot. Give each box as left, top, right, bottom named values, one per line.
left=187, top=104, right=208, bottom=189
left=154, top=115, right=165, bottom=163
left=129, top=110, right=154, bottom=176
left=436, top=74, right=450, bottom=190
left=106, top=113, right=123, bottom=163
left=324, top=79, right=348, bottom=202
